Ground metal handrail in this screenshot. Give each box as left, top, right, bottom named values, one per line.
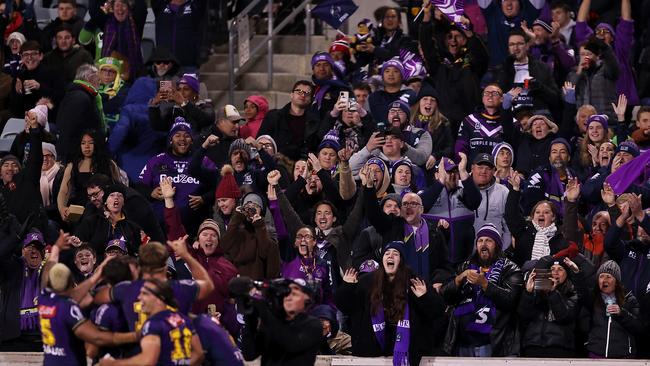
left=227, top=0, right=312, bottom=104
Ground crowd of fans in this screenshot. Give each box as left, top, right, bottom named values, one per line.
left=2, top=0, right=650, bottom=364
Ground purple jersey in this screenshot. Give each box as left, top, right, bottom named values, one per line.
left=110, top=279, right=199, bottom=332
left=37, top=290, right=87, bottom=366
left=139, top=152, right=202, bottom=219
left=193, top=314, right=244, bottom=366
left=91, top=303, right=129, bottom=359
left=141, top=309, right=195, bottom=366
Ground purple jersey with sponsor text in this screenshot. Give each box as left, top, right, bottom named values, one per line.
left=38, top=290, right=87, bottom=366
left=138, top=152, right=202, bottom=219
left=141, top=309, right=195, bottom=366
left=110, top=279, right=199, bottom=332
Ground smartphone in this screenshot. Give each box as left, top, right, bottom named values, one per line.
left=348, top=97, right=358, bottom=111
left=339, top=91, right=349, bottom=104
left=159, top=80, right=172, bottom=91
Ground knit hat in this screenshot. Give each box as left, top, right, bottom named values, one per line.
left=329, top=37, right=350, bottom=57
left=103, top=184, right=126, bottom=204
left=475, top=223, right=503, bottom=248
left=42, top=142, right=57, bottom=161
left=242, top=191, right=264, bottom=213
left=381, top=193, right=402, bottom=208
left=6, top=32, right=26, bottom=46
left=492, top=142, right=514, bottom=166
left=97, top=57, right=123, bottom=73
left=256, top=134, right=278, bottom=154
left=23, top=231, right=45, bottom=248
left=29, top=104, right=49, bottom=127
left=595, top=23, right=616, bottom=38
left=383, top=240, right=406, bottom=258
left=365, top=157, right=391, bottom=196
left=615, top=140, right=640, bottom=158
left=583, top=39, right=602, bottom=56
left=198, top=219, right=221, bottom=238
left=388, top=100, right=411, bottom=122
left=311, top=51, right=335, bottom=68
left=597, top=260, right=621, bottom=283
left=532, top=19, right=553, bottom=33
left=367, top=157, right=387, bottom=174
left=416, top=81, right=439, bottom=103
left=390, top=159, right=413, bottom=177
left=106, top=238, right=127, bottom=253
left=1, top=155, right=20, bottom=168
left=179, top=73, right=200, bottom=94
left=318, top=129, right=341, bottom=152
left=586, top=114, right=609, bottom=131
left=550, top=137, right=572, bottom=155
left=168, top=117, right=193, bottom=141
left=215, top=165, right=241, bottom=199
left=228, top=138, right=253, bottom=160
left=529, top=114, right=559, bottom=134
left=49, top=263, right=72, bottom=292
left=436, top=157, right=458, bottom=172
left=380, top=58, right=405, bottom=80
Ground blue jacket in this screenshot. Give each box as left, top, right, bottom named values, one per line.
left=108, top=77, right=166, bottom=182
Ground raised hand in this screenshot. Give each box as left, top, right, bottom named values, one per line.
left=425, top=155, right=436, bottom=170
left=167, top=235, right=189, bottom=258
left=366, top=132, right=385, bottom=152
left=526, top=269, right=536, bottom=293
left=563, top=257, right=579, bottom=273
left=342, top=268, right=358, bottom=283
left=202, top=134, right=219, bottom=149
left=508, top=170, right=522, bottom=191
left=410, top=278, right=428, bottom=297
left=600, top=182, right=616, bottom=206
left=267, top=170, right=281, bottom=186
left=436, top=158, right=449, bottom=185
left=612, top=94, right=628, bottom=121
left=338, top=147, right=352, bottom=163
left=359, top=165, right=370, bottom=187
left=565, top=177, right=580, bottom=203
left=160, top=177, right=175, bottom=199
left=587, top=144, right=599, bottom=166
left=307, top=153, right=321, bottom=173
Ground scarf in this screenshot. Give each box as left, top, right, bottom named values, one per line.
left=606, top=148, right=650, bottom=194
left=102, top=15, right=142, bottom=80
left=531, top=222, right=557, bottom=260
left=412, top=113, right=432, bottom=130
left=40, top=163, right=61, bottom=206
left=74, top=79, right=106, bottom=133
left=312, top=76, right=348, bottom=110
left=453, top=258, right=506, bottom=335
left=403, top=219, right=430, bottom=278
left=371, top=302, right=410, bottom=366
left=20, top=260, right=41, bottom=331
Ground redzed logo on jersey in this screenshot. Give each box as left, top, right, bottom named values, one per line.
left=38, top=305, right=57, bottom=319
left=166, top=313, right=186, bottom=328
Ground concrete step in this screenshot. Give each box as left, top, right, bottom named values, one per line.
left=200, top=53, right=313, bottom=74
left=208, top=90, right=291, bottom=110
left=202, top=72, right=306, bottom=92
left=213, top=35, right=330, bottom=55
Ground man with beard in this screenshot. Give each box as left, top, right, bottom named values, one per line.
left=364, top=169, right=452, bottom=284
left=472, top=153, right=512, bottom=249
left=604, top=194, right=650, bottom=298
left=422, top=154, right=482, bottom=266
left=441, top=223, right=523, bottom=356
left=258, top=81, right=321, bottom=160
left=521, top=137, right=576, bottom=215
left=140, top=117, right=207, bottom=235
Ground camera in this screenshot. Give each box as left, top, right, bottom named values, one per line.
left=376, top=121, right=388, bottom=136
left=229, top=277, right=321, bottom=317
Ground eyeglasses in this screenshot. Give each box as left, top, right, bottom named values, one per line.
left=595, top=28, right=611, bottom=35
left=293, top=89, right=312, bottom=97
left=402, top=202, right=421, bottom=208
left=87, top=190, right=102, bottom=199
left=295, top=234, right=315, bottom=241
left=20, top=51, right=39, bottom=58
left=483, top=91, right=502, bottom=97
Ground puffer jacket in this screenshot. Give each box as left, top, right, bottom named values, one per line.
left=441, top=256, right=524, bottom=356
left=239, top=95, right=269, bottom=139
left=473, top=179, right=511, bottom=249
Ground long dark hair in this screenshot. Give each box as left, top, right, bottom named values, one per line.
left=71, top=129, right=114, bottom=181
left=369, top=253, right=410, bottom=323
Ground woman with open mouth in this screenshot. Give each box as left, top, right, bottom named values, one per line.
left=335, top=241, right=443, bottom=366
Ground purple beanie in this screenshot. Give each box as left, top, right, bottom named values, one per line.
left=475, top=223, right=503, bottom=248
left=586, top=114, right=609, bottom=131
left=595, top=23, right=616, bottom=38
left=380, top=59, right=405, bottom=80
left=311, top=51, right=335, bottom=68
left=179, top=73, right=200, bottom=94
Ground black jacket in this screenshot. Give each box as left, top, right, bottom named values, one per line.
left=257, top=103, right=322, bottom=161
left=56, top=83, right=105, bottom=163
left=149, top=99, right=214, bottom=133
left=74, top=213, right=143, bottom=259
left=0, top=215, right=30, bottom=343
left=41, top=16, right=85, bottom=52
left=442, top=256, right=523, bottom=356
left=42, top=46, right=94, bottom=83
left=241, top=300, right=322, bottom=366
left=334, top=272, right=445, bottom=365
left=151, top=0, right=207, bottom=67
left=497, top=56, right=561, bottom=116
left=10, top=64, right=64, bottom=118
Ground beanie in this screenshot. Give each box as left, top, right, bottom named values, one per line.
left=529, top=114, right=559, bottom=134
left=597, top=260, right=621, bottom=283
left=550, top=137, right=572, bottom=155
left=198, top=219, right=221, bottom=238
left=318, top=129, right=341, bottom=152
left=615, top=140, right=640, bottom=158
left=168, top=117, right=193, bottom=141
left=475, top=223, right=503, bottom=248
left=6, top=32, right=26, bottom=46
left=383, top=240, right=406, bottom=258
left=103, top=184, right=126, bottom=204
left=381, top=193, right=402, bottom=208
left=380, top=58, right=405, bottom=80
left=586, top=114, right=608, bottom=131
left=242, top=192, right=265, bottom=213
left=311, top=51, right=335, bottom=68
left=228, top=138, right=253, bottom=160
left=595, top=23, right=616, bottom=38
left=329, top=38, right=350, bottom=57
left=256, top=135, right=277, bottom=154
left=532, top=19, right=553, bottom=33
left=416, top=81, right=439, bottom=103
left=492, top=142, right=514, bottom=167
left=215, top=165, right=241, bottom=199
left=42, top=142, right=57, bottom=161
left=179, top=73, right=200, bottom=94
left=29, top=104, right=49, bottom=127
left=388, top=100, right=411, bottom=122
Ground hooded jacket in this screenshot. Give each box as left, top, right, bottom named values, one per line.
left=474, top=179, right=512, bottom=249
left=604, top=215, right=650, bottom=298
left=239, top=95, right=269, bottom=139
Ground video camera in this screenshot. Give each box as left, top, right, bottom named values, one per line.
left=229, top=276, right=321, bottom=317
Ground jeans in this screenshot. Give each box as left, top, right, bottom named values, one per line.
left=457, top=344, right=493, bottom=357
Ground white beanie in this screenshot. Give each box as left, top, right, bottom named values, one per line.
left=42, top=142, right=57, bottom=161
left=6, top=32, right=26, bottom=46
left=29, top=104, right=48, bottom=127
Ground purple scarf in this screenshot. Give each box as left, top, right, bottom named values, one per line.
left=403, top=219, right=428, bottom=252
left=403, top=219, right=430, bottom=279
left=606, top=149, right=650, bottom=194
left=371, top=302, right=410, bottom=366
left=452, top=258, right=505, bottom=334
left=20, top=261, right=41, bottom=331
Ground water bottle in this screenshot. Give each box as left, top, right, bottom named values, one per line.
left=605, top=297, right=616, bottom=317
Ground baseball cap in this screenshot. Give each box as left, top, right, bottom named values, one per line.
left=106, top=238, right=127, bottom=253
left=23, top=231, right=45, bottom=248
left=217, top=105, right=244, bottom=122
left=473, top=153, right=495, bottom=168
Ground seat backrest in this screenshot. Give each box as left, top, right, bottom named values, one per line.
left=1, top=118, right=25, bottom=139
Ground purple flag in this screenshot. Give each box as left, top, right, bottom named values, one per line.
left=399, top=48, right=427, bottom=80
left=311, top=0, right=359, bottom=30
left=605, top=149, right=650, bottom=195
left=430, top=0, right=465, bottom=27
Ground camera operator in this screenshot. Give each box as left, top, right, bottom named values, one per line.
left=240, top=278, right=323, bottom=366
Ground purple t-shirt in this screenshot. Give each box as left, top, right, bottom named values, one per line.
left=110, top=279, right=199, bottom=332
left=91, top=303, right=129, bottom=359
left=141, top=310, right=195, bottom=366
left=139, top=152, right=202, bottom=220
left=38, top=290, right=87, bottom=366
